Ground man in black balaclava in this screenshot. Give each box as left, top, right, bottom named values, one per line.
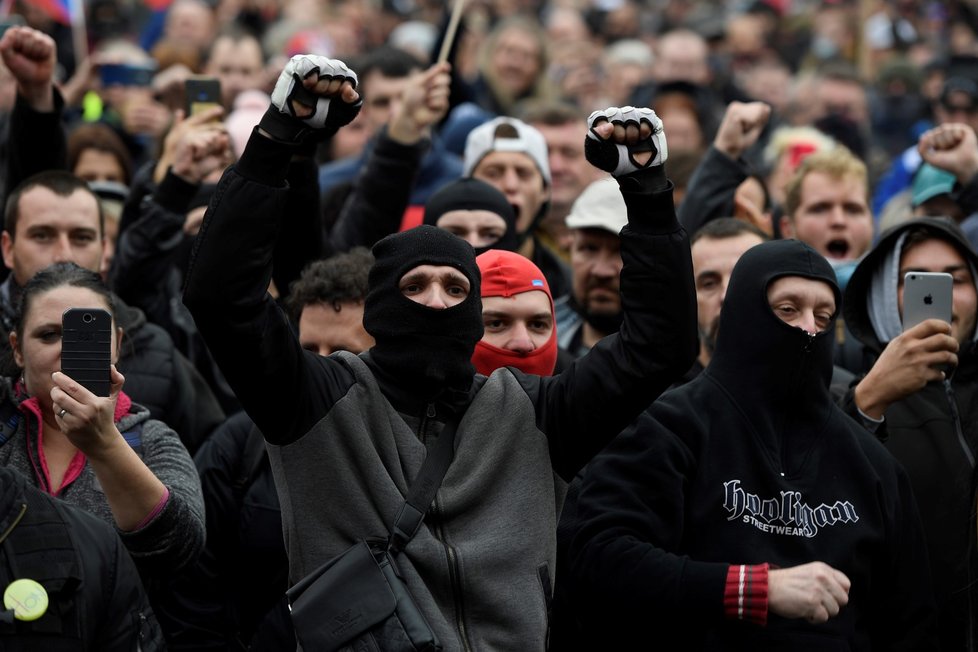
left=363, top=224, right=485, bottom=402
left=566, top=239, right=939, bottom=650
left=185, top=53, right=698, bottom=650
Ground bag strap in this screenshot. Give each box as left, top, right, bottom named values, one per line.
left=387, top=416, right=460, bottom=556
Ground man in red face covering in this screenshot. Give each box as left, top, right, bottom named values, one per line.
left=473, top=250, right=559, bottom=376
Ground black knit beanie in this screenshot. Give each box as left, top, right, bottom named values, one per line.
left=423, top=178, right=519, bottom=255
left=364, top=225, right=484, bottom=397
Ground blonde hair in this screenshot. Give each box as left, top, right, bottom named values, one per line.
left=783, top=147, right=868, bottom=218
left=762, top=125, right=837, bottom=169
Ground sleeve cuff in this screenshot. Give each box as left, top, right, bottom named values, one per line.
left=130, top=487, right=171, bottom=532
left=856, top=405, right=885, bottom=433
left=236, top=127, right=296, bottom=187
left=154, top=170, right=200, bottom=214
left=723, top=563, right=769, bottom=626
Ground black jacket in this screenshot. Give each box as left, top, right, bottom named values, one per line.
left=0, top=466, right=164, bottom=651
left=111, top=158, right=323, bottom=414
left=568, top=240, right=939, bottom=650
left=677, top=145, right=747, bottom=237
left=162, top=411, right=292, bottom=651
left=842, top=216, right=978, bottom=652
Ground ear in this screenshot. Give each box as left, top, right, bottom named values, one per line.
left=779, top=215, right=794, bottom=239
left=1, top=231, right=14, bottom=272
left=9, top=331, right=22, bottom=369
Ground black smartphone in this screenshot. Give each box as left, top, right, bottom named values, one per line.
left=184, top=76, right=222, bottom=116
left=61, top=308, right=112, bottom=397
left=99, top=62, right=157, bottom=87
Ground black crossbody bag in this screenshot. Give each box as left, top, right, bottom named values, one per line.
left=286, top=418, right=460, bottom=652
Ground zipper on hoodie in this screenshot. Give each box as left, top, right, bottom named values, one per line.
left=780, top=333, right=816, bottom=477
left=943, top=380, right=975, bottom=468
left=431, top=496, right=473, bottom=652
left=420, top=403, right=474, bottom=652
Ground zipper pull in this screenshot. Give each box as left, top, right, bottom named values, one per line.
left=803, top=332, right=815, bottom=352
left=426, top=403, right=436, bottom=419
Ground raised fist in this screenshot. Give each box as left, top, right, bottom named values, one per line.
left=918, top=123, right=978, bottom=184
left=585, top=106, right=667, bottom=177
left=0, top=26, right=56, bottom=110
left=260, top=55, right=362, bottom=144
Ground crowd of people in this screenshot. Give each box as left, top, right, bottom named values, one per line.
left=0, top=0, right=974, bottom=649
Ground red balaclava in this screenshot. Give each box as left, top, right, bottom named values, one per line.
left=472, top=250, right=558, bottom=376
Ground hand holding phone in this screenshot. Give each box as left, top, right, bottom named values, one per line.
left=902, top=272, right=953, bottom=331
left=61, top=308, right=112, bottom=397
left=185, top=76, right=222, bottom=116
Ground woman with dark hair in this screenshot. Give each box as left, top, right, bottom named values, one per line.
left=67, top=122, right=133, bottom=186
left=0, top=262, right=204, bottom=578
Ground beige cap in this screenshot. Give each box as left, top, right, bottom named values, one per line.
left=565, top=177, right=627, bottom=235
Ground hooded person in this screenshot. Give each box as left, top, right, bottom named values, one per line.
left=363, top=224, right=485, bottom=403
left=473, top=249, right=558, bottom=376
left=565, top=239, right=939, bottom=650
left=422, top=178, right=519, bottom=256
left=183, top=52, right=699, bottom=651
left=841, top=216, right=978, bottom=651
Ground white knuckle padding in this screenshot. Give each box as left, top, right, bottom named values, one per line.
left=270, top=55, right=358, bottom=128
left=587, top=106, right=668, bottom=176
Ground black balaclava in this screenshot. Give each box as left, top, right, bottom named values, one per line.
left=364, top=225, right=484, bottom=401
left=423, top=178, right=519, bottom=256
left=705, top=239, right=842, bottom=475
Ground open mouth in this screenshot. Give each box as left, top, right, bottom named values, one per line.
left=825, top=239, right=850, bottom=259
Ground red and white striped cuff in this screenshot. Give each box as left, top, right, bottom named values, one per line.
left=723, top=563, right=769, bottom=626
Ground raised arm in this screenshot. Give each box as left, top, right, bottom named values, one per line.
left=678, top=101, right=770, bottom=235
left=527, top=106, right=698, bottom=479
left=917, top=122, right=978, bottom=217
left=112, top=110, right=231, bottom=328
left=183, top=55, right=363, bottom=444
left=51, top=366, right=204, bottom=572
left=0, top=26, right=66, bottom=196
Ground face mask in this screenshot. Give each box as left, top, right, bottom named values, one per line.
left=471, top=330, right=558, bottom=377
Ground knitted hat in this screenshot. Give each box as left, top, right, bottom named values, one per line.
left=424, top=178, right=519, bottom=254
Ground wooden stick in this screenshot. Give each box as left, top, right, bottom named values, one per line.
left=437, top=0, right=467, bottom=65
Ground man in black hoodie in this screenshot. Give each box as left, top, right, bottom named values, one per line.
left=842, top=216, right=978, bottom=652
left=567, top=239, right=938, bottom=650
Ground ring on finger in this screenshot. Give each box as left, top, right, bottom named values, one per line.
left=58, top=407, right=67, bottom=419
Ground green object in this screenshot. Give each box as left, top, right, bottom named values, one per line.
left=4, top=578, right=48, bottom=621
left=911, top=163, right=956, bottom=207
left=81, top=91, right=103, bottom=123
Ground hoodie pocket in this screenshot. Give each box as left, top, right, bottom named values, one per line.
left=538, top=563, right=554, bottom=648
